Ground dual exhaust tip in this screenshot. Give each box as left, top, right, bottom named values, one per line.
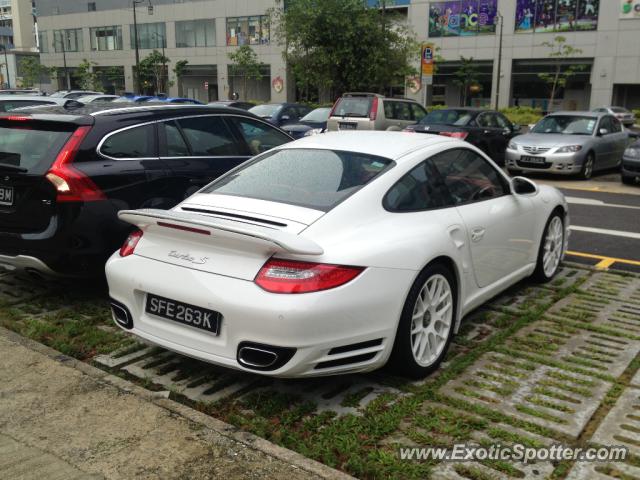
left=237, top=342, right=296, bottom=372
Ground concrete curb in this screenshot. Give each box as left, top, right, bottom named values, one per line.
left=0, top=326, right=355, bottom=480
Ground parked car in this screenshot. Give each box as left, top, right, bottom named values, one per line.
left=281, top=107, right=331, bottom=139
left=140, top=97, right=203, bottom=104
left=593, top=106, right=636, bottom=127
left=249, top=103, right=313, bottom=127
left=209, top=100, right=256, bottom=110
left=0, top=89, right=42, bottom=95
left=50, top=90, right=103, bottom=99
left=404, top=108, right=520, bottom=165
left=0, top=94, right=83, bottom=112
left=112, top=95, right=155, bottom=103
left=326, top=93, right=428, bottom=132
left=75, top=94, right=119, bottom=104
left=106, top=131, right=568, bottom=378
left=0, top=104, right=293, bottom=277
left=506, top=111, right=629, bottom=179
left=622, top=139, right=640, bottom=185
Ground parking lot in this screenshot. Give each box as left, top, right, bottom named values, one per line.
left=2, top=256, right=640, bottom=479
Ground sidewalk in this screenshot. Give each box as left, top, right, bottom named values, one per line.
left=0, top=328, right=349, bottom=480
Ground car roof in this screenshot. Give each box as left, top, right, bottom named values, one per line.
left=0, top=94, right=64, bottom=101
left=0, top=103, right=259, bottom=124
left=549, top=110, right=601, bottom=117
left=278, top=131, right=455, bottom=161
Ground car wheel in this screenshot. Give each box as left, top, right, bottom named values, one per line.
left=532, top=212, right=564, bottom=283
left=622, top=174, right=636, bottom=185
left=580, top=153, right=595, bottom=180
left=388, top=263, right=456, bottom=378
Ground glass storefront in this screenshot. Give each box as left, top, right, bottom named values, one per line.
left=514, top=0, right=599, bottom=33
left=429, top=1, right=498, bottom=37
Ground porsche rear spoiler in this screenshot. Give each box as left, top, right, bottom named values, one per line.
left=118, top=209, right=324, bottom=256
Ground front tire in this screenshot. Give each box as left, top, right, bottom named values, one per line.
left=532, top=212, right=564, bottom=282
left=622, top=174, right=636, bottom=185
left=580, top=153, right=595, bottom=180
left=388, top=264, right=456, bottom=378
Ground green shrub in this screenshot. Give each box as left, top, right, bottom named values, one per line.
left=633, top=109, right=640, bottom=125
left=426, top=104, right=448, bottom=112
left=500, top=106, right=543, bottom=126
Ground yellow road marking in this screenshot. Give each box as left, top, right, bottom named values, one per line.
left=566, top=250, right=640, bottom=268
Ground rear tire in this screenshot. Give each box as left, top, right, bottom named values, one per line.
left=579, top=153, right=595, bottom=180
left=622, top=175, right=636, bottom=185
left=532, top=212, right=565, bottom=283
left=388, top=263, right=456, bottom=379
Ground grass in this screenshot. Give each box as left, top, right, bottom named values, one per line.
left=4, top=266, right=640, bottom=479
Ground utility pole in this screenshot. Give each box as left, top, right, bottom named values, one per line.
left=53, top=33, right=70, bottom=90
left=494, top=12, right=504, bottom=110
left=133, top=1, right=141, bottom=94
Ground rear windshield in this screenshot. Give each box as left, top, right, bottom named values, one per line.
left=332, top=97, right=372, bottom=118
left=610, top=107, right=628, bottom=114
left=0, top=120, right=75, bottom=174
left=421, top=109, right=473, bottom=126
left=203, top=148, right=393, bottom=211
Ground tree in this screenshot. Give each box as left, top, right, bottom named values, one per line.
left=138, top=50, right=170, bottom=95
left=452, top=56, right=482, bottom=107
left=73, top=59, right=102, bottom=91
left=18, top=57, right=51, bottom=89
left=98, top=66, right=125, bottom=94
left=269, top=0, right=417, bottom=102
left=227, top=45, right=263, bottom=100
left=173, top=60, right=189, bottom=96
left=538, top=36, right=584, bottom=111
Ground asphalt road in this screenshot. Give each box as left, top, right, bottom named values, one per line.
left=534, top=172, right=640, bottom=273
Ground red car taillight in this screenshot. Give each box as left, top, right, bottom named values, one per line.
left=119, top=229, right=143, bottom=257
left=46, top=126, right=106, bottom=203
left=369, top=97, right=379, bottom=121
left=255, top=258, right=364, bottom=294
left=439, top=131, right=469, bottom=140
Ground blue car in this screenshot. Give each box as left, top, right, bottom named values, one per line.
left=281, top=107, right=331, bottom=139
left=248, top=103, right=312, bottom=127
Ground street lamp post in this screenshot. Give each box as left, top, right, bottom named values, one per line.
left=53, top=33, right=70, bottom=90
left=132, top=0, right=153, bottom=94
left=494, top=11, right=504, bottom=110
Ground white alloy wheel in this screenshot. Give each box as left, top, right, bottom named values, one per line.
left=542, top=216, right=563, bottom=277
left=410, top=274, right=453, bottom=367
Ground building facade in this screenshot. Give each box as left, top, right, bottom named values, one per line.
left=35, top=0, right=640, bottom=110
left=36, top=0, right=287, bottom=102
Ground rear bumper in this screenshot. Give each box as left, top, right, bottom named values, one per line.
left=0, top=200, right=127, bottom=276
left=106, top=253, right=415, bottom=378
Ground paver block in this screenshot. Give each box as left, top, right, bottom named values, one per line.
left=440, top=352, right=611, bottom=438
left=484, top=285, right=552, bottom=315
left=566, top=461, right=640, bottom=480
left=580, top=273, right=640, bottom=305
left=544, top=265, right=591, bottom=291
left=505, top=319, right=639, bottom=378
left=93, top=344, right=155, bottom=368
left=0, top=273, right=54, bottom=306
left=591, top=387, right=640, bottom=457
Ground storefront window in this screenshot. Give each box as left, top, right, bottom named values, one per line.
left=90, top=26, right=123, bottom=51
left=429, top=1, right=498, bottom=37
left=129, top=22, right=166, bottom=49
left=53, top=29, right=84, bottom=52
left=175, top=20, right=216, bottom=48
left=226, top=16, right=269, bottom=46
left=515, top=0, right=599, bottom=33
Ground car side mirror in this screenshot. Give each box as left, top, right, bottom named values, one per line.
left=512, top=176, right=538, bottom=195
left=599, top=128, right=609, bottom=136
left=281, top=115, right=290, bottom=121
left=512, top=123, right=521, bottom=132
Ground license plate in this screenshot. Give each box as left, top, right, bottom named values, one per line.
left=0, top=186, right=13, bottom=206
left=145, top=293, right=221, bottom=335
left=521, top=155, right=546, bottom=164
left=339, top=122, right=357, bottom=130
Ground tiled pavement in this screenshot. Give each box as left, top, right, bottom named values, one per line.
left=4, top=264, right=640, bottom=479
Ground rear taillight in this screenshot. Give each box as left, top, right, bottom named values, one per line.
left=439, top=131, right=469, bottom=140
left=369, top=97, right=379, bottom=121
left=255, top=258, right=364, bottom=294
left=119, top=229, right=143, bottom=257
left=46, top=126, right=105, bottom=203
left=5, top=115, right=31, bottom=121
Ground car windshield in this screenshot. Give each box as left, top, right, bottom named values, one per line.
left=49, top=91, right=67, bottom=98
left=203, top=148, right=393, bottom=211
left=249, top=104, right=281, bottom=118
left=611, top=107, right=628, bottom=114
left=300, top=108, right=331, bottom=122
left=531, top=115, right=596, bottom=135
left=420, top=109, right=473, bottom=126
left=331, top=97, right=371, bottom=118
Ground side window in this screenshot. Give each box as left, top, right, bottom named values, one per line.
left=430, top=148, right=508, bottom=204
left=281, top=106, right=298, bottom=121
left=100, top=124, right=156, bottom=159
left=297, top=106, right=311, bottom=118
left=232, top=117, right=292, bottom=155
left=394, top=102, right=412, bottom=121
left=176, top=116, right=242, bottom=156
left=384, top=102, right=395, bottom=119
left=476, top=113, right=490, bottom=128
left=384, top=159, right=454, bottom=212
left=410, top=103, right=428, bottom=122
left=162, top=121, right=190, bottom=156
left=610, top=117, right=622, bottom=133
left=599, top=117, right=613, bottom=134
left=494, top=114, right=512, bottom=129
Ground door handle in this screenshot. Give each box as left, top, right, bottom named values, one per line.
left=471, top=227, right=486, bottom=242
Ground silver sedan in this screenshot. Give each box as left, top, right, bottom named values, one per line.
left=506, top=112, right=629, bottom=179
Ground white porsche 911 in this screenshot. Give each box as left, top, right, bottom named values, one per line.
left=106, top=132, right=569, bottom=378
